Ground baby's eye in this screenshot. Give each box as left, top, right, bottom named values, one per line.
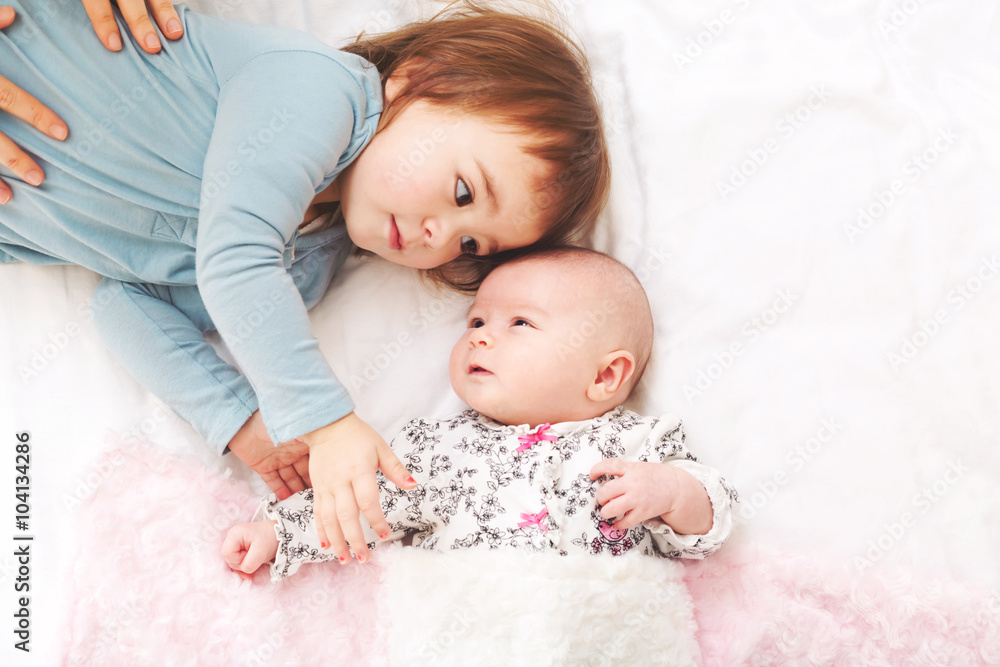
left=461, top=236, right=479, bottom=255
left=512, top=319, right=531, bottom=327
left=469, top=318, right=485, bottom=328
left=455, top=177, right=473, bottom=207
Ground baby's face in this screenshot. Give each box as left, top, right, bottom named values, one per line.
left=449, top=260, right=617, bottom=427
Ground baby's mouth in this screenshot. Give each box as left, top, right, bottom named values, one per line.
left=469, top=364, right=493, bottom=376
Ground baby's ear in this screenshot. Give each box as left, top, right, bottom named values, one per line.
left=587, top=350, right=636, bottom=403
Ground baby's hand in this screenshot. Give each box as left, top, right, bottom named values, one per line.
left=589, top=459, right=680, bottom=531
left=222, top=520, right=279, bottom=582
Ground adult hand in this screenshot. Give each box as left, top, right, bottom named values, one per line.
left=0, top=7, right=69, bottom=204
left=303, top=413, right=416, bottom=564
left=227, top=410, right=312, bottom=501
left=81, top=0, right=183, bottom=54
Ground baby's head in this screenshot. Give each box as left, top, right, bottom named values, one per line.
left=449, top=247, right=654, bottom=427
left=338, top=4, right=610, bottom=290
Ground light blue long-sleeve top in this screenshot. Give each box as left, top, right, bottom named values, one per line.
left=0, top=0, right=383, bottom=450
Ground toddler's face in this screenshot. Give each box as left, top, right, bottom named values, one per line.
left=337, top=100, right=550, bottom=269
left=449, top=260, right=616, bottom=427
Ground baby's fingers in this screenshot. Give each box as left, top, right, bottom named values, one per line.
left=589, top=457, right=629, bottom=481
left=598, top=496, right=634, bottom=523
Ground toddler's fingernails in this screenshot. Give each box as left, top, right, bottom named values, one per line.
left=50, top=124, right=67, bottom=140
left=337, top=555, right=347, bottom=564
left=320, top=540, right=329, bottom=549
left=145, top=33, right=161, bottom=51
left=357, top=553, right=367, bottom=564
left=166, top=19, right=182, bottom=36
left=25, top=170, right=43, bottom=186
left=405, top=476, right=416, bottom=485
left=379, top=531, right=390, bottom=540
left=107, top=33, right=122, bottom=51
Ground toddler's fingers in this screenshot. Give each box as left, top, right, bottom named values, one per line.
left=589, top=458, right=628, bottom=481
left=376, top=441, right=416, bottom=490
left=315, top=492, right=350, bottom=562
left=353, top=473, right=390, bottom=541
left=333, top=483, right=371, bottom=562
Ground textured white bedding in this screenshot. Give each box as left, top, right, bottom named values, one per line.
left=1, top=0, right=998, bottom=664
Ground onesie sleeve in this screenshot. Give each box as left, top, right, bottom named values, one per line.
left=254, top=489, right=341, bottom=581
left=195, top=49, right=380, bottom=446
left=639, top=415, right=739, bottom=559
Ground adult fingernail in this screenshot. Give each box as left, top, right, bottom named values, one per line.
left=0, top=7, right=14, bottom=22
left=50, top=124, right=67, bottom=141
left=0, top=189, right=10, bottom=205
left=166, top=19, right=181, bottom=36
left=25, top=170, right=43, bottom=186
left=145, top=33, right=161, bottom=51
left=108, top=33, right=122, bottom=51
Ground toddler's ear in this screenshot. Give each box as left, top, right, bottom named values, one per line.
left=586, top=350, right=636, bottom=403
left=384, top=58, right=429, bottom=103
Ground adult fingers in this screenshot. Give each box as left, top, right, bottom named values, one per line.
left=0, top=6, right=14, bottom=29
left=0, top=132, right=44, bottom=203
left=145, top=0, right=183, bottom=41
left=0, top=71, right=69, bottom=140
left=81, top=0, right=126, bottom=51
left=293, top=454, right=312, bottom=488
left=114, top=0, right=161, bottom=53
left=276, top=464, right=306, bottom=496
left=259, top=468, right=292, bottom=502
left=589, top=457, right=628, bottom=481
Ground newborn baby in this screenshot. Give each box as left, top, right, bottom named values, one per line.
left=223, top=247, right=737, bottom=580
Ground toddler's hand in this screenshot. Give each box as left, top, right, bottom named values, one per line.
left=589, top=458, right=680, bottom=531
left=303, top=413, right=416, bottom=564
left=222, top=520, right=279, bottom=582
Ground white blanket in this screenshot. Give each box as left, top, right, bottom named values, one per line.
left=1, top=1, right=998, bottom=665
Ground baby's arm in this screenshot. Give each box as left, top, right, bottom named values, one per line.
left=590, top=414, right=737, bottom=559
left=589, top=460, right=713, bottom=535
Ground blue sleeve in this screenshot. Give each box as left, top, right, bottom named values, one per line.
left=195, top=50, right=379, bottom=445
left=91, top=278, right=259, bottom=454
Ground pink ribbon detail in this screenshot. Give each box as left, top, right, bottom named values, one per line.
left=517, top=508, right=549, bottom=532
left=516, top=423, right=557, bottom=453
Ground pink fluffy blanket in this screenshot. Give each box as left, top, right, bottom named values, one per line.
left=63, top=436, right=1000, bottom=665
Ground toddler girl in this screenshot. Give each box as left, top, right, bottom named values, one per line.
left=224, top=248, right=738, bottom=580
left=0, top=2, right=609, bottom=562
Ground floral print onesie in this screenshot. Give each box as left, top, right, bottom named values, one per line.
left=255, top=406, right=739, bottom=580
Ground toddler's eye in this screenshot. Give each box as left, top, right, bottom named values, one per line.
left=455, top=178, right=473, bottom=207
left=470, top=318, right=485, bottom=328
left=461, top=236, right=479, bottom=254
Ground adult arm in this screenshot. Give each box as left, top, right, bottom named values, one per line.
left=0, top=7, right=68, bottom=202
